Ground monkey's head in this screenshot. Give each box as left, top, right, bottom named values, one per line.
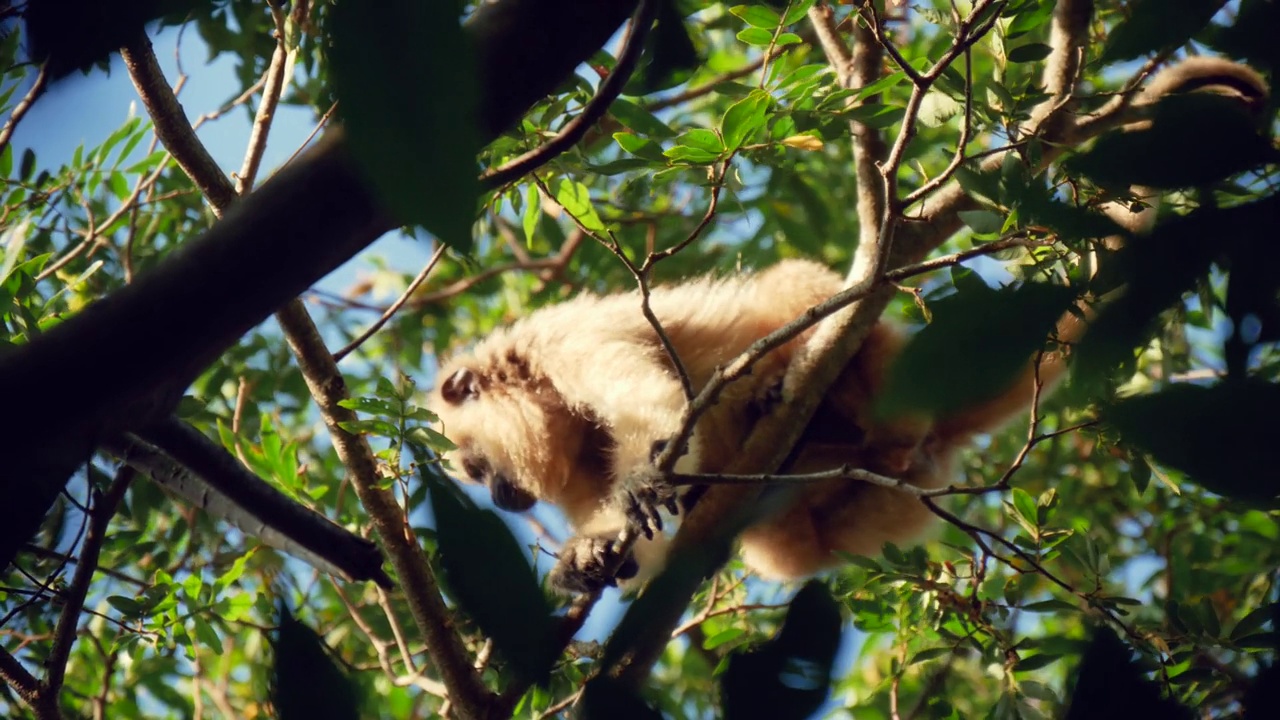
left=429, top=358, right=598, bottom=514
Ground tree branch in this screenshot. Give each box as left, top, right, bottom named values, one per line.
left=43, top=468, right=134, bottom=703
left=116, top=33, right=495, bottom=717
left=479, top=0, right=656, bottom=190
left=0, top=65, right=48, bottom=159
left=0, top=0, right=640, bottom=573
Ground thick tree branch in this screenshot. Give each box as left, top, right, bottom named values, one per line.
left=0, top=0, right=640, bottom=570
left=120, top=35, right=238, bottom=211
left=275, top=304, right=496, bottom=720
left=107, top=430, right=390, bottom=585
left=115, top=34, right=496, bottom=717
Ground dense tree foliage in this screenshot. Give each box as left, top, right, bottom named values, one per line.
left=1, top=1, right=1277, bottom=718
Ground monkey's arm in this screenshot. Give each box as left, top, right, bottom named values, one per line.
left=547, top=335, right=691, bottom=534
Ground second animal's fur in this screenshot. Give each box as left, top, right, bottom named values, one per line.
left=429, top=57, right=1269, bottom=593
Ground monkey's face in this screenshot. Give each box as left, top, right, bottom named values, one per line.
left=430, top=364, right=581, bottom=513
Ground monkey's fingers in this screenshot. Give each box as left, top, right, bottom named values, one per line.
left=623, top=490, right=663, bottom=539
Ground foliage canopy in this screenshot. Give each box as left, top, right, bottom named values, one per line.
left=1, top=1, right=1278, bottom=718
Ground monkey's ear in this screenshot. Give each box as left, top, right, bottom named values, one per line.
left=441, top=368, right=481, bottom=404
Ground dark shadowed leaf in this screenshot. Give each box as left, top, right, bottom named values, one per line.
left=1022, top=194, right=1125, bottom=243
left=1075, top=197, right=1280, bottom=383
left=271, top=605, right=361, bottom=720
left=627, top=0, right=699, bottom=94
left=1244, top=663, right=1280, bottom=718
left=609, top=99, right=678, bottom=138
left=1066, top=93, right=1276, bottom=190
left=1101, top=0, right=1227, bottom=64
left=1066, top=628, right=1192, bottom=719
left=1007, top=43, right=1052, bottom=63
left=328, top=0, right=478, bottom=252
left=425, top=468, right=557, bottom=684
left=1107, top=380, right=1280, bottom=504
left=578, top=675, right=664, bottom=720
left=879, top=282, right=1076, bottom=418
left=721, top=581, right=843, bottom=720
left=23, top=0, right=207, bottom=78
left=1206, top=0, right=1280, bottom=74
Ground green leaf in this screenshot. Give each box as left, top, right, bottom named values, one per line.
left=782, top=0, right=818, bottom=27
left=19, top=148, right=35, bottom=181
left=774, top=32, right=803, bottom=47
left=958, top=209, right=1004, bottom=235
left=909, top=647, right=952, bottom=665
left=272, top=606, right=361, bottom=720
left=736, top=27, right=775, bottom=46
left=107, top=595, right=144, bottom=618
left=1230, top=604, right=1277, bottom=642
left=328, top=0, right=479, bottom=252
left=554, top=179, right=606, bottom=233
left=720, top=581, right=843, bottom=720
left=842, top=103, right=906, bottom=128
left=664, top=144, right=722, bottom=164
left=191, top=615, right=222, bottom=654
left=1007, top=43, right=1053, bottom=63
left=609, top=98, right=677, bottom=138
left=613, top=132, right=667, bottom=162
left=1011, top=488, right=1038, bottom=527
left=729, top=5, right=781, bottom=29
left=1015, top=653, right=1063, bottom=672
left=1129, top=456, right=1152, bottom=495
left=879, top=282, right=1076, bottom=418
left=521, top=184, right=541, bottom=245
left=721, top=90, right=771, bottom=152
left=677, top=128, right=727, bottom=154
left=425, top=466, right=557, bottom=684
left=705, top=627, right=747, bottom=650
left=1107, top=381, right=1280, bottom=503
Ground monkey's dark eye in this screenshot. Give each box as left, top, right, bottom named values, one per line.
left=441, top=368, right=481, bottom=405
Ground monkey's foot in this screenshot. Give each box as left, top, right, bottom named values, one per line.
left=619, top=465, right=679, bottom=540
left=550, top=535, right=639, bottom=594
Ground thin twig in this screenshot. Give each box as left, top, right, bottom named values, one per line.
left=44, top=468, right=134, bottom=708
left=37, top=160, right=170, bottom=282
left=479, top=0, right=657, bottom=191
left=531, top=174, right=695, bottom=399
left=282, top=102, right=339, bottom=169
left=235, top=4, right=293, bottom=194
left=334, top=244, right=447, bottom=362
left=0, top=65, right=48, bottom=158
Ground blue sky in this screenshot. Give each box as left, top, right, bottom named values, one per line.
left=11, top=24, right=436, bottom=296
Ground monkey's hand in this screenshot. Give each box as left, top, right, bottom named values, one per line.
left=618, top=464, right=679, bottom=541
left=550, top=535, right=639, bottom=594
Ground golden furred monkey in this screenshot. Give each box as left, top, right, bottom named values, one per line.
left=429, top=57, right=1269, bottom=594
